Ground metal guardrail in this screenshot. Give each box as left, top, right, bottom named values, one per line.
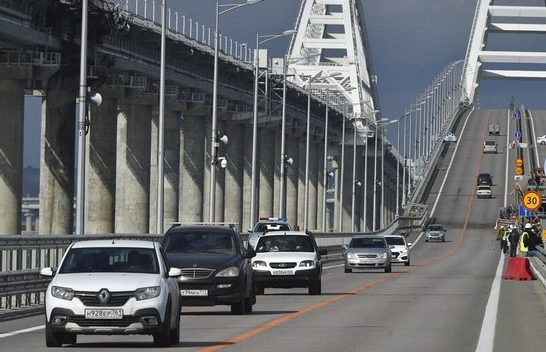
left=0, top=213, right=432, bottom=319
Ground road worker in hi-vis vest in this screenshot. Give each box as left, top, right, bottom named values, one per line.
left=519, top=223, right=531, bottom=256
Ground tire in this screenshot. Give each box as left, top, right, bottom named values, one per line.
left=231, top=298, right=246, bottom=315
left=425, top=239, right=429, bottom=242
left=384, top=265, right=392, bottom=273
left=254, top=285, right=264, bottom=295
left=404, top=260, right=410, bottom=267
left=308, top=279, right=322, bottom=295
left=45, top=321, right=64, bottom=348
left=442, top=239, right=445, bottom=242
left=344, top=267, right=352, bottom=273
left=153, top=301, right=171, bottom=347
left=244, top=288, right=255, bottom=314
left=169, top=301, right=181, bottom=346
left=64, top=333, right=77, bottom=345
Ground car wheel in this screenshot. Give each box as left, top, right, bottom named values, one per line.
left=442, top=238, right=445, bottom=242
left=384, top=265, right=392, bottom=273
left=244, top=288, right=254, bottom=314
left=231, top=298, right=246, bottom=315
left=169, top=301, right=181, bottom=346
left=425, top=239, right=429, bottom=242
left=153, top=301, right=171, bottom=347
left=45, top=321, right=64, bottom=348
left=344, top=267, right=352, bottom=273
left=254, top=285, right=264, bottom=295
left=64, top=333, right=77, bottom=345
left=404, top=260, right=410, bottom=267
left=309, top=279, right=322, bottom=295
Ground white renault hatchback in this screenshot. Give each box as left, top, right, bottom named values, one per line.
left=41, top=239, right=182, bottom=348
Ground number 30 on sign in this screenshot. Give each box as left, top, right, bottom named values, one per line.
left=522, top=191, right=542, bottom=211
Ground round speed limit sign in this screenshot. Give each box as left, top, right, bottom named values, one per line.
left=522, top=191, right=542, bottom=211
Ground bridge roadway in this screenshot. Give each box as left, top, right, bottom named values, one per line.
left=1, top=111, right=546, bottom=351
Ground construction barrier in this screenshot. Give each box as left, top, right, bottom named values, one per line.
left=502, top=257, right=536, bottom=281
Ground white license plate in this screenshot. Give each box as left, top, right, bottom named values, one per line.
left=359, top=259, right=376, bottom=264
left=84, top=309, right=123, bottom=320
left=271, top=270, right=294, bottom=276
left=180, top=289, right=208, bottom=296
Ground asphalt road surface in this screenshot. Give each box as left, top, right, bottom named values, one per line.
left=1, top=110, right=546, bottom=352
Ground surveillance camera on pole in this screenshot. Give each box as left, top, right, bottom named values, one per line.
left=218, top=134, right=229, bottom=145
left=285, top=157, right=294, bottom=166
left=218, top=157, right=228, bottom=169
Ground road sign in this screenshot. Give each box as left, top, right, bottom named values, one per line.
left=519, top=205, right=532, bottom=217
left=515, top=166, right=523, bottom=175
left=515, top=110, right=521, bottom=119
left=514, top=175, right=523, bottom=181
left=522, top=191, right=542, bottom=211
left=514, top=130, right=522, bottom=140
left=515, top=159, right=523, bottom=167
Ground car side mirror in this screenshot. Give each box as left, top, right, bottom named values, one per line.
left=168, top=267, right=182, bottom=278
left=247, top=228, right=253, bottom=233
left=318, top=249, right=328, bottom=256
left=407, top=242, right=413, bottom=247
left=40, top=267, right=55, bottom=277
left=244, top=247, right=256, bottom=258
left=389, top=245, right=395, bottom=249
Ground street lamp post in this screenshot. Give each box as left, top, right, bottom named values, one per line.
left=156, top=0, right=167, bottom=234
left=250, top=30, right=296, bottom=227
left=210, top=0, right=263, bottom=223
left=321, top=93, right=329, bottom=231
left=351, top=118, right=357, bottom=232
left=338, top=113, right=346, bottom=232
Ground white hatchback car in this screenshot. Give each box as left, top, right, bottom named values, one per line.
left=537, top=135, right=546, bottom=145
left=41, top=240, right=182, bottom=348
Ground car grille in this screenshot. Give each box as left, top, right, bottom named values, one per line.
left=75, top=291, right=133, bottom=307
left=179, top=268, right=215, bottom=279
left=269, top=262, right=297, bottom=269
left=69, top=315, right=139, bottom=327
left=357, top=254, right=377, bottom=259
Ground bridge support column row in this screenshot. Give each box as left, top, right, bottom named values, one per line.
left=0, top=80, right=24, bottom=234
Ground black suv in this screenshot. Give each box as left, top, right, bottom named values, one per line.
left=162, top=224, right=256, bottom=314
left=477, top=173, right=492, bottom=186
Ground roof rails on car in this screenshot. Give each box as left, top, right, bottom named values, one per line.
left=168, top=222, right=239, bottom=230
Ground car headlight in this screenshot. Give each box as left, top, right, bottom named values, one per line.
left=299, top=260, right=314, bottom=267
left=252, top=261, right=267, bottom=268
left=216, top=266, right=240, bottom=277
left=51, top=286, right=74, bottom=301
left=135, top=286, right=161, bottom=301
left=347, top=252, right=356, bottom=259
left=378, top=253, right=387, bottom=259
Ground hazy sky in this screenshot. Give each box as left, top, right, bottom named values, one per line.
left=23, top=0, right=546, bottom=166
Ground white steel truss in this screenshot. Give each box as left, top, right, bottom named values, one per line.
left=287, top=0, right=378, bottom=126
left=462, top=0, right=546, bottom=103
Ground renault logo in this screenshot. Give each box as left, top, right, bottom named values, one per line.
left=97, top=289, right=110, bottom=305
left=192, top=264, right=198, bottom=268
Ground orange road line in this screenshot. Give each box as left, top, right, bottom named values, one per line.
left=198, top=113, right=490, bottom=352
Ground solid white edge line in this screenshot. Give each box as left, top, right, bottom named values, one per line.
left=0, top=325, right=44, bottom=339
left=475, top=253, right=505, bottom=352
left=323, top=263, right=344, bottom=269
left=410, top=107, right=475, bottom=249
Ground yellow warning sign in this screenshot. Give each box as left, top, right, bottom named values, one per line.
left=515, top=159, right=523, bottom=167
left=515, top=167, right=523, bottom=175
left=522, top=191, right=542, bottom=211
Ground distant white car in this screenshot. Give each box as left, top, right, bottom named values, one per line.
left=443, top=133, right=457, bottom=143
left=537, top=135, right=546, bottom=145
left=41, top=240, right=182, bottom=347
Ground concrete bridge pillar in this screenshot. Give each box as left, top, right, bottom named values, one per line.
left=224, top=122, right=244, bottom=228
left=317, top=142, right=325, bottom=232
left=258, top=129, right=274, bottom=218
left=242, top=124, right=252, bottom=230
left=39, top=73, right=77, bottom=234
left=341, top=145, right=353, bottom=232
left=0, top=80, right=24, bottom=234
left=362, top=150, right=375, bottom=232
left=296, top=138, right=306, bottom=230
left=308, top=142, right=319, bottom=231
left=149, top=110, right=180, bottom=233
left=285, top=135, right=299, bottom=229
left=85, top=96, right=116, bottom=234
left=179, top=114, right=205, bottom=222
left=115, top=102, right=151, bottom=233
left=273, top=131, right=281, bottom=216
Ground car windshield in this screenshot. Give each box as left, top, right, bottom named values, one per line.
left=163, top=232, right=235, bottom=254
left=428, top=225, right=444, bottom=231
left=253, top=223, right=291, bottom=233
left=255, top=235, right=314, bottom=253
left=349, top=238, right=386, bottom=248
left=59, top=247, right=159, bottom=274
left=385, top=237, right=405, bottom=246
left=484, top=141, right=495, bottom=145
